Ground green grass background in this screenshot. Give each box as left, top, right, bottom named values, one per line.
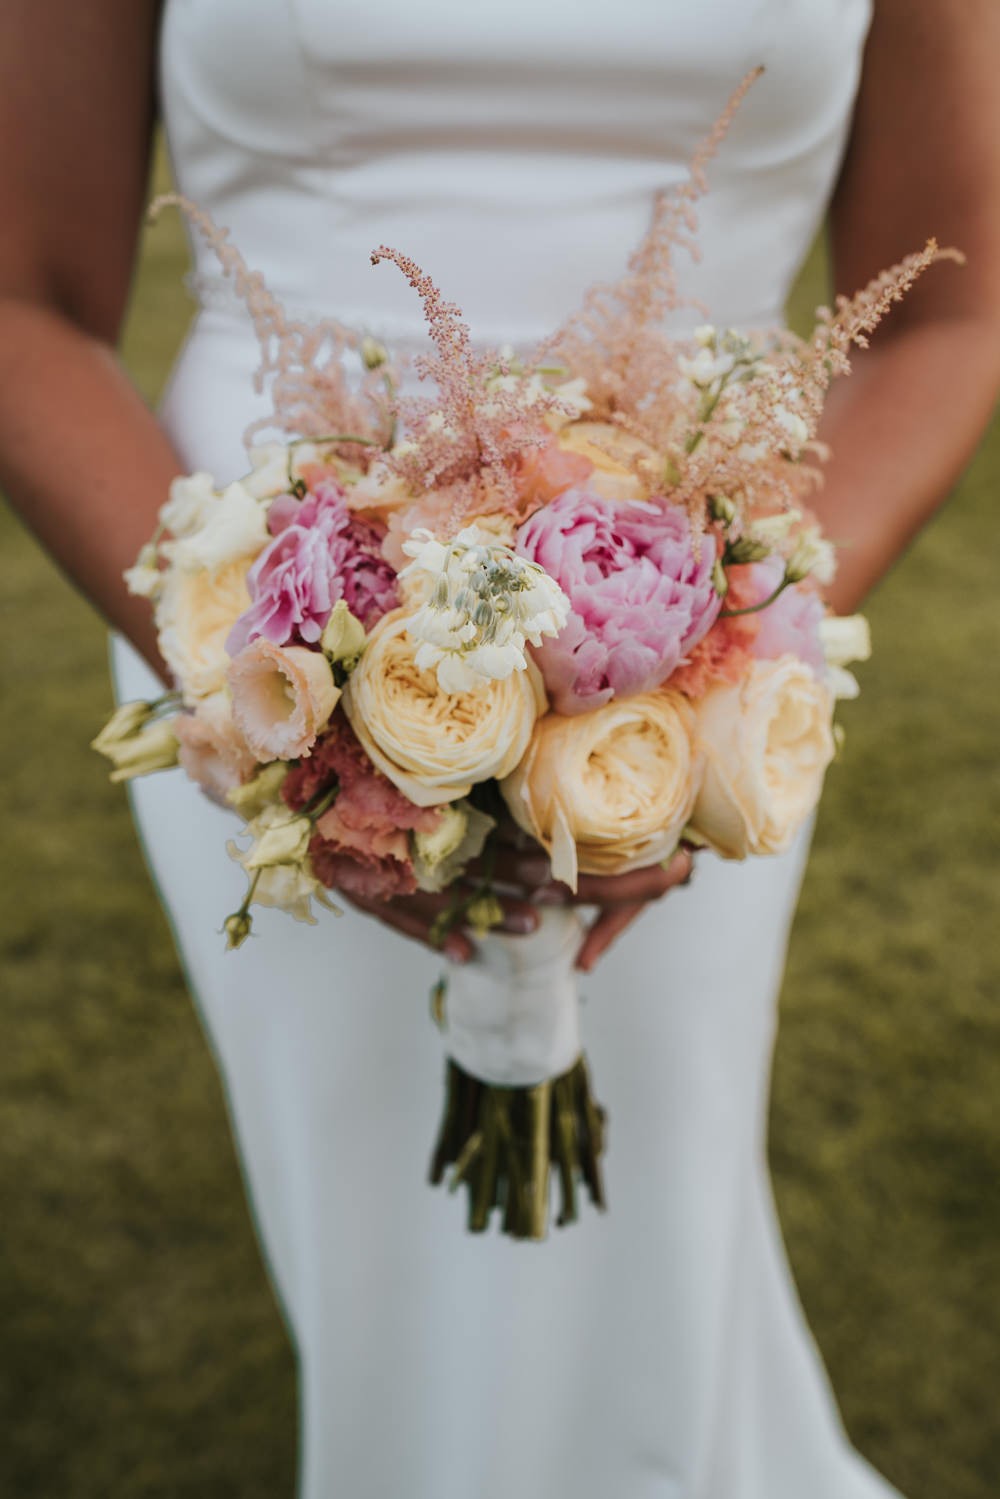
left=1, top=150, right=998, bottom=1497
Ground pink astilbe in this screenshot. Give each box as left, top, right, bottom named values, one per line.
left=282, top=713, right=441, bottom=901
left=795, top=239, right=963, bottom=429
left=152, top=195, right=395, bottom=457
left=540, top=67, right=763, bottom=425
left=369, top=247, right=562, bottom=532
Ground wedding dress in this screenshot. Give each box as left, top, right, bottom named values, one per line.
left=113, top=1, right=903, bottom=1494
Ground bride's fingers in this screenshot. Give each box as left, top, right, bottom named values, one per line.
left=340, top=892, right=475, bottom=962
left=490, top=847, right=695, bottom=905
left=575, top=900, right=648, bottom=972
left=570, top=850, right=694, bottom=907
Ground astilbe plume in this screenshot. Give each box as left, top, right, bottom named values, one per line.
left=370, top=247, right=566, bottom=533
left=794, top=239, right=964, bottom=428
left=151, top=195, right=394, bottom=460
left=539, top=67, right=763, bottom=434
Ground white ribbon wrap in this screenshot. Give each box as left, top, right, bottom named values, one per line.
left=442, top=907, right=586, bottom=1086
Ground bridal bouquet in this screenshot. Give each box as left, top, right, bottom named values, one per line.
left=95, top=73, right=950, bottom=1238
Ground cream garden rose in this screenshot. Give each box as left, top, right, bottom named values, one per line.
left=690, top=655, right=836, bottom=859
left=156, top=556, right=253, bottom=702
left=342, top=609, right=546, bottom=806
left=501, top=690, right=699, bottom=890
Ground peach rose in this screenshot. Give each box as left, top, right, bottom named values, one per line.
left=156, top=556, right=252, bottom=703
left=342, top=609, right=546, bottom=806
left=501, top=690, right=699, bottom=890
left=690, top=656, right=835, bottom=859
left=228, top=639, right=341, bottom=763
left=556, top=421, right=659, bottom=502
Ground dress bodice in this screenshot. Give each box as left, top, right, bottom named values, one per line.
left=160, top=0, right=871, bottom=348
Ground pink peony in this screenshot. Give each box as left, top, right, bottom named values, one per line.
left=227, top=479, right=397, bottom=654
left=744, top=557, right=826, bottom=673
left=515, top=489, right=722, bottom=714
left=282, top=714, right=441, bottom=902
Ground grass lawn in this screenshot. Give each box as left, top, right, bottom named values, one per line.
left=1, top=153, right=998, bottom=1497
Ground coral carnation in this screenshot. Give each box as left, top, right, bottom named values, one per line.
left=282, top=714, right=442, bottom=901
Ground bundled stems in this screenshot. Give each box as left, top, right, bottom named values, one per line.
left=429, top=1055, right=607, bottom=1239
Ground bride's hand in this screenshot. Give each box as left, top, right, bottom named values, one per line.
left=486, top=840, right=696, bottom=973
left=339, top=886, right=540, bottom=964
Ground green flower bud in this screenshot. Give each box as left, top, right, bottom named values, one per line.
left=465, top=892, right=505, bottom=935
left=320, top=600, right=367, bottom=666
left=711, top=559, right=729, bottom=599
left=224, top=911, right=253, bottom=949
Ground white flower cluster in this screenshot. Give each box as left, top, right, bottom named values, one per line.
left=400, top=526, right=569, bottom=693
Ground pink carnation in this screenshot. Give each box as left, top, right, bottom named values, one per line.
left=745, top=557, right=826, bottom=673
left=515, top=489, right=722, bottom=714
left=282, top=713, right=441, bottom=902
left=227, top=479, right=397, bottom=654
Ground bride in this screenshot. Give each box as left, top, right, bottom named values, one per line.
left=3, top=2, right=998, bottom=1495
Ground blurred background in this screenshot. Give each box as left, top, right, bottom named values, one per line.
left=1, top=146, right=998, bottom=1498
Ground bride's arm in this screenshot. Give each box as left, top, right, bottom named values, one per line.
left=572, top=0, right=1000, bottom=971
left=815, top=0, right=1000, bottom=612
left=0, top=4, right=181, bottom=675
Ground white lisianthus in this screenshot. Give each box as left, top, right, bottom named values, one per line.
left=165, top=479, right=269, bottom=573
left=820, top=613, right=872, bottom=700
left=227, top=762, right=290, bottom=820
left=239, top=805, right=313, bottom=870
left=747, top=508, right=802, bottom=548
left=320, top=600, right=367, bottom=666
left=92, top=715, right=180, bottom=783
left=412, top=800, right=495, bottom=893
left=677, top=345, right=736, bottom=388
left=399, top=526, right=569, bottom=692
left=774, top=404, right=810, bottom=452
left=820, top=613, right=872, bottom=668
left=786, top=525, right=837, bottom=586
left=252, top=863, right=340, bottom=923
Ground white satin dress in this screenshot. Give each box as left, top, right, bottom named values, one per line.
left=114, top=2, right=904, bottom=1495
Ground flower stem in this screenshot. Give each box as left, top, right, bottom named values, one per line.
left=719, top=574, right=792, bottom=619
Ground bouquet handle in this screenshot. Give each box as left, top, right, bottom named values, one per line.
left=430, top=908, right=607, bottom=1239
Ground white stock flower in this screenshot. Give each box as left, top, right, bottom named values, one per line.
left=161, top=472, right=217, bottom=539
left=166, top=479, right=269, bottom=573
left=124, top=544, right=162, bottom=599
left=399, top=526, right=569, bottom=691
left=241, top=442, right=292, bottom=501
